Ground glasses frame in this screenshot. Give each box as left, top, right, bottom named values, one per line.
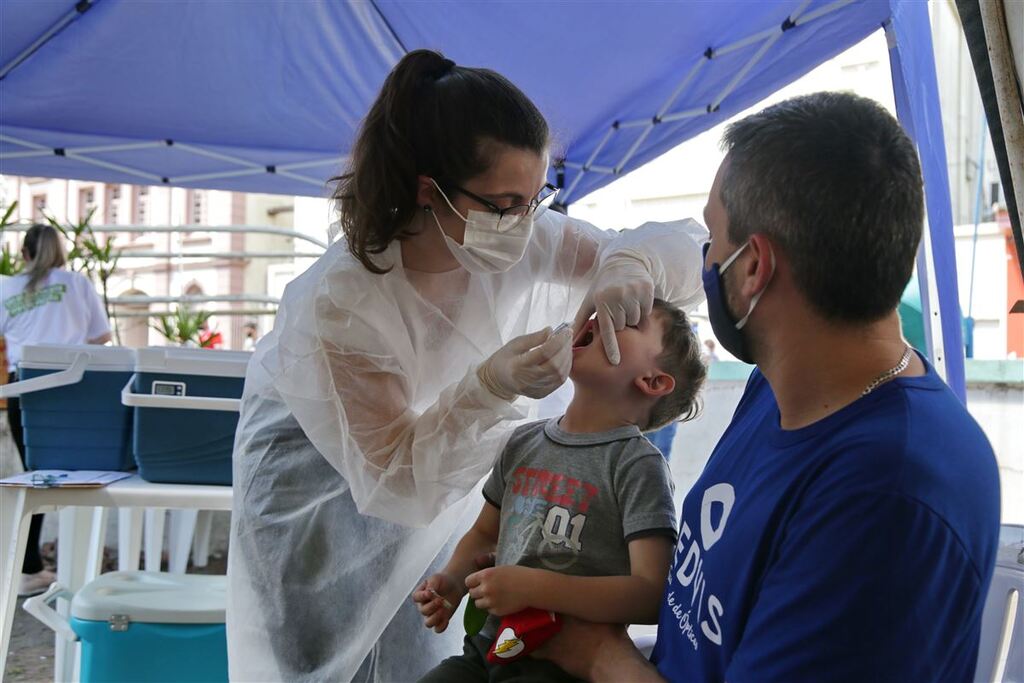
left=453, top=182, right=560, bottom=231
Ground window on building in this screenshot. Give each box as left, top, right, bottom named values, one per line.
left=32, top=194, right=47, bottom=221
left=79, top=188, right=96, bottom=222
left=989, top=181, right=1003, bottom=210
left=133, top=186, right=150, bottom=225
left=106, top=184, right=122, bottom=224
left=187, top=190, right=207, bottom=225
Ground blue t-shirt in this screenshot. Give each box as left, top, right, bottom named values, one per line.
left=652, top=357, right=1000, bottom=682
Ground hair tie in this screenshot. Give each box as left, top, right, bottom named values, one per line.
left=431, top=58, right=455, bottom=80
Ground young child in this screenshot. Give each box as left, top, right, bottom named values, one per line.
left=413, top=299, right=707, bottom=682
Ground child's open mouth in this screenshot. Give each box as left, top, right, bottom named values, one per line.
left=573, top=320, right=596, bottom=349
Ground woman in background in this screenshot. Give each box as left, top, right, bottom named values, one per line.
left=0, top=223, right=111, bottom=596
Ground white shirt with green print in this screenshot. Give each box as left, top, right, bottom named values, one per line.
left=1, top=269, right=110, bottom=372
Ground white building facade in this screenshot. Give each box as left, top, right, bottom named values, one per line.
left=1, top=176, right=304, bottom=350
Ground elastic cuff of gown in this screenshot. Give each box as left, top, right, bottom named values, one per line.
left=599, top=246, right=652, bottom=273
left=470, top=364, right=523, bottom=415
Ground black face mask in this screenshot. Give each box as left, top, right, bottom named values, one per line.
left=700, top=241, right=773, bottom=364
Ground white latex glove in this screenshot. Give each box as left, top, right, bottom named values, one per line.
left=477, top=326, right=574, bottom=400
left=572, top=251, right=655, bottom=365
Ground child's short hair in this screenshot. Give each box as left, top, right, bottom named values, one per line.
left=644, top=299, right=707, bottom=431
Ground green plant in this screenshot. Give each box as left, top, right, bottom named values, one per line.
left=0, top=201, right=23, bottom=276
left=42, top=208, right=125, bottom=343
left=44, top=208, right=96, bottom=275
left=81, top=232, right=122, bottom=343
left=152, top=305, right=215, bottom=347
left=0, top=244, right=23, bottom=276
left=0, top=201, right=17, bottom=230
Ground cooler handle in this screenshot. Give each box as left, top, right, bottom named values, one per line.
left=22, top=582, right=79, bottom=642
left=0, top=352, right=89, bottom=399
left=140, top=347, right=250, bottom=375
left=120, top=375, right=241, bottom=412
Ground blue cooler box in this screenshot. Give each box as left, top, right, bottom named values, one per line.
left=69, top=571, right=228, bottom=683
left=124, top=347, right=249, bottom=485
left=6, top=344, right=136, bottom=471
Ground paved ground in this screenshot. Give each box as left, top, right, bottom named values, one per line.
left=5, top=597, right=52, bottom=683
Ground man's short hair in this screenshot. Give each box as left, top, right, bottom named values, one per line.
left=720, top=91, right=924, bottom=323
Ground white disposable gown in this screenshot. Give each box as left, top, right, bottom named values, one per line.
left=226, top=212, right=707, bottom=682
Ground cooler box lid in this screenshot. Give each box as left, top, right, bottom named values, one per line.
left=135, top=347, right=250, bottom=378
left=20, top=344, right=135, bottom=372
left=71, top=571, right=226, bottom=624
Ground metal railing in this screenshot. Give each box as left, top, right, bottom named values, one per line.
left=1, top=222, right=331, bottom=250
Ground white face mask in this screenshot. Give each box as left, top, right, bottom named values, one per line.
left=428, top=180, right=534, bottom=274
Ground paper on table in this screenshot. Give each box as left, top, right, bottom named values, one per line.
left=0, top=470, right=133, bottom=488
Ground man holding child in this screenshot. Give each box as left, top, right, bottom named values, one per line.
left=424, top=92, right=1000, bottom=682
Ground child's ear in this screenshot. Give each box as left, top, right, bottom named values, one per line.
left=634, top=371, right=675, bottom=398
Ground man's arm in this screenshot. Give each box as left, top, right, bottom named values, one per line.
left=466, top=536, right=673, bottom=624
left=534, top=618, right=667, bottom=682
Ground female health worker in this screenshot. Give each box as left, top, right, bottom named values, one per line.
left=227, top=50, right=707, bottom=682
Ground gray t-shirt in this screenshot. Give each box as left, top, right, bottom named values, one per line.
left=480, top=418, right=677, bottom=634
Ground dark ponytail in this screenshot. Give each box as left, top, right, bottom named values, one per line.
left=333, top=50, right=549, bottom=273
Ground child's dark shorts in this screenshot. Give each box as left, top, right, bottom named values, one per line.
left=417, top=634, right=584, bottom=683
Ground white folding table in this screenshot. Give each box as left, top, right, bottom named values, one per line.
left=0, top=476, right=232, bottom=683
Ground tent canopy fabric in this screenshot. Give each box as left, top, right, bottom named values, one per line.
left=2, top=0, right=891, bottom=198
left=0, top=0, right=966, bottom=399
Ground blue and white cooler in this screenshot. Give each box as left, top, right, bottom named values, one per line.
left=122, top=347, right=249, bottom=485
left=0, top=344, right=136, bottom=471
left=23, top=571, right=228, bottom=683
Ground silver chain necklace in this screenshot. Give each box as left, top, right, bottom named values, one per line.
left=862, top=345, right=913, bottom=396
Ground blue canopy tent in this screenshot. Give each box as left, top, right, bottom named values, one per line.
left=0, top=0, right=966, bottom=399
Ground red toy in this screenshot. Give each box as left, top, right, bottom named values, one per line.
left=486, top=608, right=562, bottom=664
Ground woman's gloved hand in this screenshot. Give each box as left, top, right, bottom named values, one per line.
left=572, top=251, right=655, bottom=365
left=477, top=326, right=573, bottom=400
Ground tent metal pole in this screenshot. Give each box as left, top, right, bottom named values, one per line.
left=0, top=1, right=94, bottom=80
left=796, top=0, right=858, bottom=26
left=1, top=223, right=331, bottom=250
left=979, top=0, right=1024, bottom=264
left=277, top=169, right=325, bottom=187
left=111, top=294, right=279, bottom=305
left=917, top=215, right=949, bottom=380
left=885, top=6, right=965, bottom=398
left=0, top=134, right=48, bottom=151
left=954, top=0, right=1023, bottom=274
left=172, top=142, right=265, bottom=171
left=64, top=151, right=164, bottom=182
left=0, top=141, right=163, bottom=160
left=656, top=57, right=711, bottom=119
left=0, top=134, right=331, bottom=189
left=117, top=251, right=321, bottom=259
left=174, top=168, right=267, bottom=184
left=711, top=31, right=784, bottom=112
left=558, top=0, right=851, bottom=204
left=966, top=116, right=988, bottom=355
left=561, top=127, right=618, bottom=202
left=114, top=308, right=277, bottom=319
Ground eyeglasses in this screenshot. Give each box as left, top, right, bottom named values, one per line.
left=453, top=182, right=560, bottom=232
